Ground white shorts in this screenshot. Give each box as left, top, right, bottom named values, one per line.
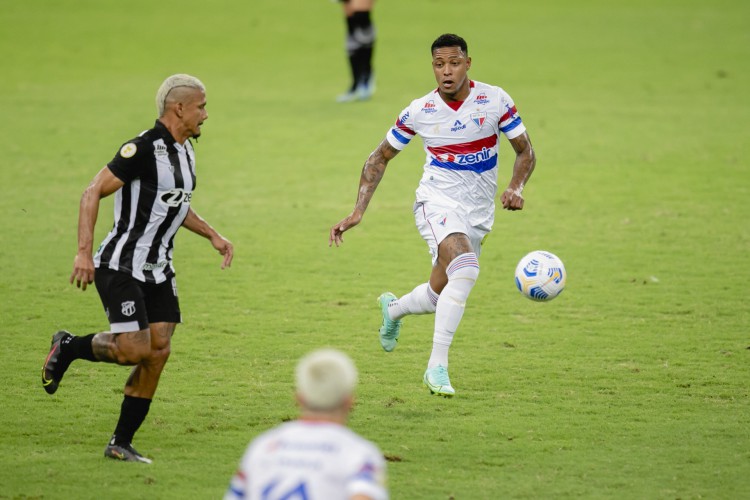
left=414, top=201, right=490, bottom=265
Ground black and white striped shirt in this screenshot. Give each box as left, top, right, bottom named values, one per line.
left=94, top=120, right=196, bottom=284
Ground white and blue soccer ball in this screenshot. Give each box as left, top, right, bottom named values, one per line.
left=514, top=250, right=566, bottom=301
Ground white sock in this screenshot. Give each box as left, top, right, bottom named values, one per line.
left=428, top=253, right=479, bottom=369
left=388, top=283, right=439, bottom=320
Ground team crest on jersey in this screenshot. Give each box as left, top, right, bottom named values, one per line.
left=474, top=93, right=490, bottom=105
left=470, top=112, right=487, bottom=128
left=121, top=301, right=136, bottom=317
left=120, top=143, right=137, bottom=158
left=421, top=100, right=437, bottom=113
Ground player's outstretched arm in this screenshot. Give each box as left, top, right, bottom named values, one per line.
left=71, top=167, right=124, bottom=290
left=501, top=131, right=536, bottom=211
left=182, top=208, right=234, bottom=269
left=329, top=139, right=400, bottom=247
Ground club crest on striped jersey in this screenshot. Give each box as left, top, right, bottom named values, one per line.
left=470, top=112, right=486, bottom=129
left=120, top=143, right=137, bottom=158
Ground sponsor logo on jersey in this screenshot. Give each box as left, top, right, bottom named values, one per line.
left=160, top=188, right=192, bottom=207
left=474, top=93, right=490, bottom=105
left=421, top=100, right=437, bottom=113
left=155, top=143, right=168, bottom=157
left=121, top=301, right=136, bottom=317
left=451, top=120, right=467, bottom=132
left=435, top=146, right=493, bottom=166
left=470, top=112, right=486, bottom=128
left=120, top=143, right=137, bottom=158
left=142, top=260, right=168, bottom=271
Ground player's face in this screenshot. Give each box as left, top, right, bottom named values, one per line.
left=432, top=46, right=472, bottom=101
left=182, top=89, right=208, bottom=139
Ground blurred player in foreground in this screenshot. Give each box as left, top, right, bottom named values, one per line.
left=41, top=74, right=233, bottom=463
left=225, top=348, right=388, bottom=500
left=336, top=0, right=376, bottom=102
left=329, top=34, right=536, bottom=397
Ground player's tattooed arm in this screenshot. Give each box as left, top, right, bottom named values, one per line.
left=501, top=132, right=536, bottom=210
left=329, top=140, right=400, bottom=247
left=355, top=140, right=401, bottom=215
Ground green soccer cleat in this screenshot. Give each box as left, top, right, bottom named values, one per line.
left=377, top=292, right=401, bottom=352
left=423, top=365, right=455, bottom=397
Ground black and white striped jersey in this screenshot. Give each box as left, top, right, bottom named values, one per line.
left=94, top=120, right=196, bottom=284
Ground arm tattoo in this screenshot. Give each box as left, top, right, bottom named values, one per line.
left=355, top=142, right=400, bottom=214
left=508, top=133, right=536, bottom=190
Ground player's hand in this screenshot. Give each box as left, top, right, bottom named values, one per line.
left=211, top=235, right=234, bottom=269
left=70, top=253, right=95, bottom=291
left=329, top=212, right=362, bottom=247
left=501, top=187, right=525, bottom=211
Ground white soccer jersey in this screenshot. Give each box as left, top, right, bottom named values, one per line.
left=225, top=420, right=388, bottom=500
left=385, top=80, right=526, bottom=228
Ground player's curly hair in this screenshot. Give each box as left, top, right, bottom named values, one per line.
left=431, top=33, right=468, bottom=55
left=155, top=74, right=205, bottom=117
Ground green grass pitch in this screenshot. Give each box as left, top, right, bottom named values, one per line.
left=1, top=0, right=749, bottom=498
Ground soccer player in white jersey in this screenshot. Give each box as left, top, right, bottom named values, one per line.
left=329, top=34, right=536, bottom=397
left=225, top=349, right=388, bottom=500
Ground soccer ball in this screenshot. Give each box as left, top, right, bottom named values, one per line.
left=514, top=250, right=566, bottom=301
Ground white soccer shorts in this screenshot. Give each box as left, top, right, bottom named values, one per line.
left=414, top=201, right=489, bottom=265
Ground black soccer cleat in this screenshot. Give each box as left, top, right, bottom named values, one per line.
left=104, top=441, right=153, bottom=464
left=41, top=330, right=72, bottom=395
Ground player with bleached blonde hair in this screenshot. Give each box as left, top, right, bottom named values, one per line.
left=225, top=349, right=388, bottom=500
left=41, top=73, right=233, bottom=463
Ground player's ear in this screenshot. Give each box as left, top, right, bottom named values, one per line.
left=343, top=394, right=355, bottom=412
left=467, top=56, right=472, bottom=70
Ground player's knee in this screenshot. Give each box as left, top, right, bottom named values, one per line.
left=443, top=253, right=480, bottom=304
left=149, top=344, right=171, bottom=367
left=115, top=329, right=152, bottom=364
left=447, top=253, right=480, bottom=283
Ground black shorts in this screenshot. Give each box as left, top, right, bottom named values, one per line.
left=94, top=267, right=181, bottom=333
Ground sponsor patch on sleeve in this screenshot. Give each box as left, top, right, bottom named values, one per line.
left=119, top=143, right=137, bottom=158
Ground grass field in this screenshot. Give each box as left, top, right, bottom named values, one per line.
left=2, top=0, right=749, bottom=498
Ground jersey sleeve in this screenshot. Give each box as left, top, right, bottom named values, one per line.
left=224, top=469, right=248, bottom=500
left=346, top=445, right=389, bottom=500
left=107, top=137, right=147, bottom=183
left=224, top=446, right=252, bottom=500
left=497, top=88, right=526, bottom=140
left=385, top=104, right=416, bottom=151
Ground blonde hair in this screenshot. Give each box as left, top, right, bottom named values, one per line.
left=155, top=74, right=205, bottom=116
left=295, top=349, right=358, bottom=411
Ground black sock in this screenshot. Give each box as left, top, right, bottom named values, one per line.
left=111, top=395, right=152, bottom=445
left=360, top=45, right=373, bottom=86
left=345, top=15, right=358, bottom=91
left=62, top=333, right=98, bottom=362
left=350, top=11, right=375, bottom=87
